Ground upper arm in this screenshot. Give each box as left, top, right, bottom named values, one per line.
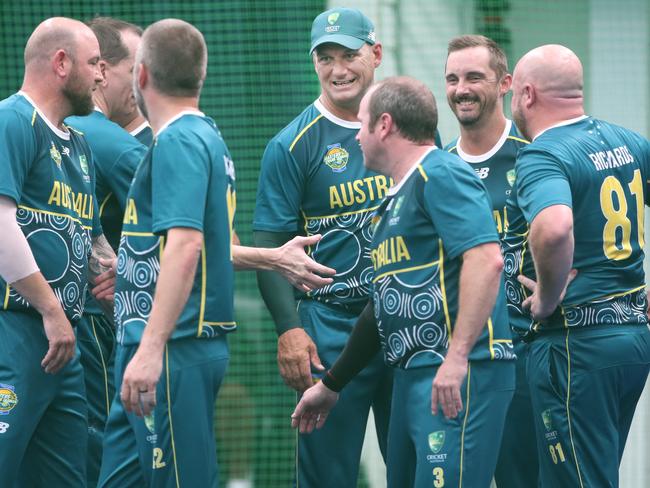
left=253, top=139, right=306, bottom=232
left=515, top=148, right=572, bottom=223
left=0, top=111, right=36, bottom=202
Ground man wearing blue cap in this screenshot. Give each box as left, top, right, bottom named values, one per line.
left=254, top=7, right=392, bottom=487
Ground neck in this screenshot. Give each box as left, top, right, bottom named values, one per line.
left=529, top=106, right=585, bottom=140
left=318, top=94, right=360, bottom=122
left=388, top=143, right=434, bottom=185
left=92, top=92, right=109, bottom=117
left=21, top=80, right=70, bottom=128
left=122, top=114, right=147, bottom=133
left=146, top=93, right=200, bottom=135
left=458, top=110, right=507, bottom=155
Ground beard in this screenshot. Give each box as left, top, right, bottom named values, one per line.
left=450, top=93, right=498, bottom=128
left=62, top=70, right=94, bottom=116
left=512, top=100, right=530, bottom=141
left=133, top=83, right=148, bottom=121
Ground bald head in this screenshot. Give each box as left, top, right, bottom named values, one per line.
left=24, top=17, right=96, bottom=67
left=138, top=19, right=207, bottom=97
left=513, top=44, right=583, bottom=100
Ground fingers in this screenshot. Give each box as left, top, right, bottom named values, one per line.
left=521, top=296, right=532, bottom=312
left=278, top=354, right=313, bottom=392
left=299, top=273, right=334, bottom=291
left=306, top=260, right=336, bottom=278
left=431, top=383, right=439, bottom=416
left=41, top=329, right=75, bottom=374
left=517, top=274, right=537, bottom=292
left=309, top=346, right=324, bottom=372
left=99, top=257, right=118, bottom=272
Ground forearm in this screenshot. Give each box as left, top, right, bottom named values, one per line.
left=0, top=196, right=39, bottom=283
left=11, top=272, right=64, bottom=317
left=448, top=243, right=503, bottom=359
left=529, top=206, right=574, bottom=307
left=323, top=301, right=380, bottom=392
left=254, top=230, right=301, bottom=334
left=89, top=234, right=117, bottom=315
left=139, top=228, right=202, bottom=351
left=233, top=245, right=280, bottom=271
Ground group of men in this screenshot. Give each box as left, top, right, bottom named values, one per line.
left=0, top=6, right=647, bottom=488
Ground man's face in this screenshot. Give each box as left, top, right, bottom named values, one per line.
left=355, top=89, right=381, bottom=172
left=63, top=32, right=102, bottom=116
left=445, top=46, right=503, bottom=127
left=104, top=29, right=140, bottom=125
left=313, top=43, right=380, bottom=113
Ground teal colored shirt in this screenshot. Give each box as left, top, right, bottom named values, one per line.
left=66, top=111, right=147, bottom=250
left=370, top=147, right=514, bottom=369
left=0, top=93, right=101, bottom=321
left=515, top=116, right=650, bottom=330
left=66, top=110, right=147, bottom=315
left=446, top=120, right=528, bottom=238
left=254, top=100, right=392, bottom=312
left=132, top=123, right=153, bottom=147
left=114, top=112, right=236, bottom=345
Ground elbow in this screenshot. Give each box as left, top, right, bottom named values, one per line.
left=534, top=220, right=573, bottom=250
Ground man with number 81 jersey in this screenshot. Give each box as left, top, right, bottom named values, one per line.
left=508, top=44, right=650, bottom=488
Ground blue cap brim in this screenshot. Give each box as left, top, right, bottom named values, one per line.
left=310, top=35, right=366, bottom=54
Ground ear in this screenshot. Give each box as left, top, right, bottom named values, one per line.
left=52, top=49, right=69, bottom=79
left=524, top=84, right=536, bottom=109
left=378, top=112, right=393, bottom=141
left=371, top=43, right=382, bottom=68
left=136, top=62, right=148, bottom=89
left=499, top=73, right=513, bottom=97
left=98, top=60, right=108, bottom=87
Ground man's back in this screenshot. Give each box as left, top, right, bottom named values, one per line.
left=516, top=116, right=650, bottom=309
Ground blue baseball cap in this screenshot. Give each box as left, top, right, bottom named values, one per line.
left=310, top=7, right=376, bottom=54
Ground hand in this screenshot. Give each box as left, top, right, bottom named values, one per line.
left=92, top=257, right=117, bottom=302
left=291, top=381, right=339, bottom=433
left=120, top=345, right=163, bottom=417
left=275, top=235, right=336, bottom=292
left=431, top=352, right=468, bottom=419
left=41, top=307, right=76, bottom=374
left=277, top=328, right=324, bottom=393
left=518, top=269, right=578, bottom=321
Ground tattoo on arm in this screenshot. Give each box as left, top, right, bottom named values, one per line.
left=89, top=234, right=116, bottom=283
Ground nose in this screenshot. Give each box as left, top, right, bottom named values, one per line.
left=332, top=59, right=348, bottom=78
left=455, top=78, right=471, bottom=96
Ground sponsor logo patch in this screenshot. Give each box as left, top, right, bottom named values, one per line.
left=428, top=430, right=445, bottom=454
left=323, top=143, right=349, bottom=173
left=0, top=384, right=18, bottom=415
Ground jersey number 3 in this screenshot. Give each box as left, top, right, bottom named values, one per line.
left=600, top=169, right=644, bottom=260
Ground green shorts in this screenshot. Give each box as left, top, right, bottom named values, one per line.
left=99, top=335, right=229, bottom=488
left=527, top=325, right=650, bottom=487
left=387, top=360, right=514, bottom=488
left=0, top=311, right=87, bottom=487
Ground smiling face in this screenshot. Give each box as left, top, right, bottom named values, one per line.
left=313, top=42, right=381, bottom=119
left=445, top=45, right=507, bottom=128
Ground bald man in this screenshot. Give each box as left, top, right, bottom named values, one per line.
left=509, top=44, right=650, bottom=487
left=0, top=17, right=112, bottom=486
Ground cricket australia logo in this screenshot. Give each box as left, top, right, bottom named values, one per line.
left=507, top=169, right=516, bottom=187
left=428, top=431, right=445, bottom=454
left=79, top=155, right=89, bottom=175
left=326, top=12, right=340, bottom=32
left=323, top=143, right=349, bottom=173
left=542, top=409, right=552, bottom=431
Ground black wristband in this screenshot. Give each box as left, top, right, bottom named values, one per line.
left=321, top=370, right=344, bottom=393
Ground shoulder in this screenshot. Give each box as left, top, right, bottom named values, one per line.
left=443, top=137, right=460, bottom=153
left=0, top=94, right=36, bottom=128
left=421, top=148, right=471, bottom=177
left=267, top=103, right=324, bottom=152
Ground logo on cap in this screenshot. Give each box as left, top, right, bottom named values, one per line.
left=327, top=12, right=340, bottom=25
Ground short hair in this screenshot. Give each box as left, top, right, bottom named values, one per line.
left=140, top=19, right=207, bottom=97
left=447, top=35, right=508, bottom=80
left=368, top=76, right=437, bottom=144
left=87, top=17, right=142, bottom=65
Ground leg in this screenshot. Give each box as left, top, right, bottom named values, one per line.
left=78, top=312, right=116, bottom=487
left=297, top=302, right=390, bottom=488
left=410, top=362, right=514, bottom=488
left=18, top=349, right=88, bottom=488
left=98, top=344, right=149, bottom=488
left=494, top=341, right=539, bottom=488
left=149, top=337, right=229, bottom=488
left=386, top=369, right=415, bottom=488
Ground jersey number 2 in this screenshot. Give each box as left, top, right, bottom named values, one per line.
left=600, top=169, right=644, bottom=260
